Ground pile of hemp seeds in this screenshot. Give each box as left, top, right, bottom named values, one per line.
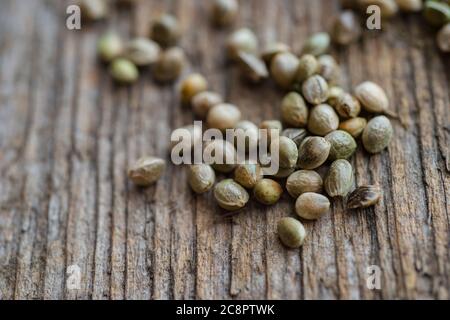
left=81, top=0, right=449, bottom=249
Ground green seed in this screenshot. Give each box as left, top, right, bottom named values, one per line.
left=324, top=159, right=353, bottom=198
left=227, top=28, right=259, bottom=60
left=124, top=38, right=160, bottom=67
left=302, top=32, right=331, bottom=56
left=295, top=54, right=320, bottom=83
left=302, top=75, right=329, bottom=105
left=338, top=117, right=367, bottom=138
left=109, top=58, right=139, bottom=84
left=295, top=192, right=330, bottom=220
left=234, top=164, right=263, bottom=189
left=335, top=92, right=361, bottom=118
left=362, top=115, right=393, bottom=154
left=281, top=128, right=309, bottom=146
left=280, top=92, right=308, bottom=128
left=277, top=217, right=306, bottom=249
left=270, top=52, right=300, bottom=89
left=325, top=130, right=357, bottom=161
left=355, top=81, right=389, bottom=114
left=307, top=104, right=339, bottom=136
left=254, top=179, right=283, bottom=205
left=188, top=164, right=216, bottom=194
left=297, top=136, right=331, bottom=170
left=98, top=32, right=123, bottom=63
left=286, top=170, right=323, bottom=198
left=272, top=136, right=299, bottom=169
left=150, top=14, right=181, bottom=47
left=153, top=47, right=186, bottom=83
left=128, top=156, right=166, bottom=187
left=346, top=185, right=382, bottom=209
left=214, top=179, right=249, bottom=211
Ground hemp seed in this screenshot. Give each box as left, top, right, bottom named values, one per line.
left=128, top=156, right=166, bottom=187
left=295, top=192, right=330, bottom=220
left=277, top=217, right=306, bottom=249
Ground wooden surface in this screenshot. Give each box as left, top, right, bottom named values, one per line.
left=0, top=0, right=449, bottom=300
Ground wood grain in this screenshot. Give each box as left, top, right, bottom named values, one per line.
left=0, top=0, right=448, bottom=300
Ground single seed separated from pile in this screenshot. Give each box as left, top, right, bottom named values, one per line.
left=280, top=92, right=308, bottom=128
left=214, top=179, right=249, bottom=211
left=325, top=130, right=357, bottom=161
left=297, top=136, right=331, bottom=170
left=254, top=179, right=283, bottom=205
left=261, top=42, right=291, bottom=65
left=109, top=58, right=139, bottom=84
left=286, top=170, right=323, bottom=198
left=277, top=217, right=306, bottom=249
left=150, top=14, right=181, bottom=47
left=180, top=73, right=208, bottom=105
left=204, top=139, right=237, bottom=173
left=227, top=28, right=259, bottom=60
left=324, top=159, right=353, bottom=198
left=396, top=0, right=423, bottom=12
left=211, top=0, right=238, bottom=27
left=237, top=51, right=269, bottom=83
left=191, top=91, right=223, bottom=118
left=260, top=120, right=282, bottom=145
left=335, top=92, right=361, bottom=118
left=98, top=32, right=123, bottom=63
left=188, top=164, right=216, bottom=194
left=330, top=10, right=362, bottom=45
left=424, top=1, right=450, bottom=27
left=339, top=117, right=367, bottom=138
left=295, top=192, right=330, bottom=220
left=270, top=52, right=300, bottom=89
left=281, top=128, right=309, bottom=146
left=301, top=32, right=331, bottom=56
left=80, top=0, right=108, bottom=21
left=124, top=38, right=160, bottom=67
left=308, top=104, right=339, bottom=136
left=358, top=0, right=399, bottom=18
left=207, top=103, right=241, bottom=131
left=437, top=23, right=450, bottom=52
left=355, top=81, right=389, bottom=113
left=234, top=120, right=259, bottom=149
left=153, top=47, right=186, bottom=83
left=128, top=156, right=166, bottom=187
left=302, top=75, right=329, bottom=105
left=362, top=115, right=393, bottom=154
left=347, top=185, right=382, bottom=209
left=318, top=55, right=341, bottom=85
left=271, top=136, right=299, bottom=169
left=234, top=164, right=263, bottom=189
left=295, top=54, right=320, bottom=83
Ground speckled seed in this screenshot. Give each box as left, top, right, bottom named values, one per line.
left=180, top=73, right=208, bottom=105
left=227, top=28, right=259, bottom=60
left=355, top=81, right=389, bottom=113
left=128, top=156, right=166, bottom=187
left=338, top=117, right=367, bottom=138
left=358, top=0, right=399, bottom=18
left=254, top=179, right=283, bottom=205
left=424, top=1, right=450, bottom=26
left=261, top=42, right=291, bottom=65
left=272, top=136, right=299, bottom=169
left=188, top=164, right=216, bottom=194
left=260, top=120, right=282, bottom=145
left=150, top=14, right=181, bottom=47
left=302, top=75, right=329, bottom=105
left=207, top=103, right=241, bottom=131
left=124, top=38, right=160, bottom=67
left=191, top=91, right=223, bottom=119
left=277, top=217, right=306, bottom=249
left=437, top=23, right=450, bottom=52
left=325, top=130, right=357, bottom=161
left=234, top=164, right=263, bottom=189
left=347, top=185, right=382, bottom=209
left=109, top=58, right=139, bottom=84
left=362, top=115, right=393, bottom=154
left=280, top=92, right=308, bottom=128
left=335, top=93, right=361, bottom=118
left=281, top=128, right=309, bottom=146
left=270, top=52, right=300, bottom=89
left=234, top=120, right=259, bottom=150
left=307, top=104, right=340, bottom=136
left=204, top=139, right=237, bottom=173
left=295, top=192, right=330, bottom=220
left=331, top=10, right=362, bottom=45
left=302, top=32, right=331, bottom=56
left=286, top=170, right=323, bottom=198
left=318, top=55, right=341, bottom=85
left=295, top=54, right=320, bottom=83
left=211, top=0, right=238, bottom=27
left=297, top=137, right=331, bottom=170
left=237, top=51, right=269, bottom=83
left=214, top=179, right=249, bottom=211
left=396, top=0, right=423, bottom=12
left=153, top=47, right=186, bottom=83
left=324, top=159, right=353, bottom=198
left=97, top=32, right=123, bottom=63
left=327, top=86, right=345, bottom=108
left=80, top=0, right=108, bottom=21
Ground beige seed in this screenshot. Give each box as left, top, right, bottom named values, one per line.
left=180, top=73, right=208, bottom=105
left=270, top=52, right=300, bottom=89
left=207, top=103, right=241, bottom=131
left=302, top=75, right=329, bottom=105
left=271, top=136, right=299, bottom=169
left=286, top=170, right=323, bottom=198
left=355, top=81, right=390, bottom=113
left=214, top=179, right=249, bottom=211
left=339, top=117, right=367, bottom=138
left=330, top=10, right=362, bottom=45
left=188, top=164, right=216, bottom=194
left=153, top=47, right=186, bottom=83
left=124, top=38, right=160, bottom=67
left=297, top=137, right=331, bottom=170
left=396, top=0, right=423, bottom=12
left=109, top=58, right=139, bottom=84
left=97, top=32, right=123, bottom=63
left=150, top=14, right=181, bottom=47
left=211, top=0, right=238, bottom=27
left=324, top=159, right=353, bottom=198
left=301, top=32, right=331, bottom=56
left=277, top=217, right=307, bottom=249
left=254, top=179, right=283, bottom=205
left=191, top=91, right=223, bottom=119
left=335, top=92, right=361, bottom=119
left=204, top=139, right=237, bottom=173
left=80, top=0, right=108, bottom=21
left=362, top=115, right=393, bottom=154
left=295, top=192, right=330, bottom=220
left=327, top=86, right=345, bottom=108
left=234, top=164, right=263, bottom=189
left=227, top=28, right=259, bottom=60
left=437, top=23, right=450, bottom=52
left=307, top=104, right=339, bottom=136
left=295, top=54, right=320, bottom=83
left=128, top=156, right=166, bottom=187
left=261, top=42, right=291, bottom=65
left=280, top=92, right=308, bottom=128
left=318, top=55, right=341, bottom=85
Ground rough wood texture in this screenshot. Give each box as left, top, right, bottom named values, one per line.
left=0, top=0, right=449, bottom=300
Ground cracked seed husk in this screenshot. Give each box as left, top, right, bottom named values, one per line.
left=324, top=159, right=353, bottom=198
left=277, top=217, right=306, bottom=249
left=188, top=164, right=216, bottom=194
left=295, top=192, right=330, bottom=220
left=335, top=92, right=361, bottom=119
left=281, top=128, right=309, bottom=146
left=214, top=179, right=249, bottom=211
left=346, top=185, right=382, bottom=209
left=128, top=156, right=166, bottom=187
